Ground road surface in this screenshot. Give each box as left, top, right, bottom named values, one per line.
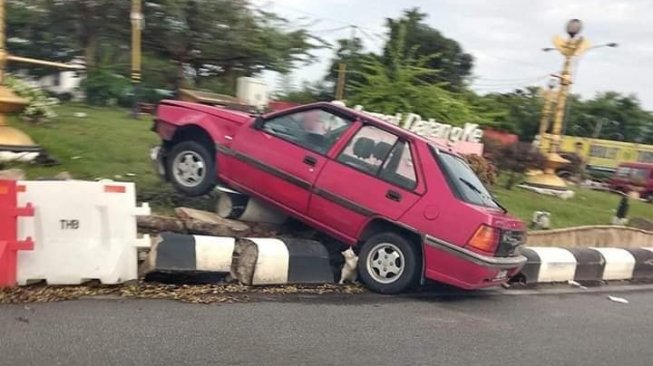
left=2, top=287, right=652, bottom=366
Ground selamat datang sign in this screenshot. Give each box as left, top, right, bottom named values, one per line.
left=334, top=101, right=485, bottom=154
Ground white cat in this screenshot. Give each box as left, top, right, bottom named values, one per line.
left=339, top=247, right=358, bottom=284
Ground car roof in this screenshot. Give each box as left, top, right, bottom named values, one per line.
left=618, top=162, right=653, bottom=168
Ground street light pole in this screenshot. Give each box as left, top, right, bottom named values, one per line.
left=131, top=0, right=142, bottom=119
left=525, top=19, right=592, bottom=190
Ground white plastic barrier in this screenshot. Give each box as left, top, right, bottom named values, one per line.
left=16, top=181, right=150, bottom=285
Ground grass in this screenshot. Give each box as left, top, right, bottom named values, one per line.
left=491, top=181, right=653, bottom=229
left=5, top=103, right=652, bottom=228
left=6, top=103, right=217, bottom=214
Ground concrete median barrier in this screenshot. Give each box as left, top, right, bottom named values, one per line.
left=231, top=237, right=334, bottom=285
left=516, top=246, right=653, bottom=284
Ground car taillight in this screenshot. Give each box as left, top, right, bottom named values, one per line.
left=467, top=224, right=500, bottom=253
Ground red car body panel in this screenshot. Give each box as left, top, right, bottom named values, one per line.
left=153, top=100, right=527, bottom=290
left=608, top=162, right=653, bottom=198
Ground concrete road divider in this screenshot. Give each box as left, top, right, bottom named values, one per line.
left=16, top=181, right=150, bottom=285
left=517, top=246, right=653, bottom=284
left=140, top=232, right=235, bottom=280
left=231, top=237, right=334, bottom=285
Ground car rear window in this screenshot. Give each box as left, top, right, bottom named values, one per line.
left=430, top=145, right=498, bottom=209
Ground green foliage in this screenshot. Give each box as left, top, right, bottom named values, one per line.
left=383, top=8, right=473, bottom=91
left=566, top=92, right=653, bottom=144
left=81, top=69, right=131, bottom=106
left=493, top=142, right=546, bottom=189
left=348, top=24, right=479, bottom=125
left=143, top=0, right=322, bottom=90
left=4, top=75, right=59, bottom=121
left=274, top=81, right=332, bottom=104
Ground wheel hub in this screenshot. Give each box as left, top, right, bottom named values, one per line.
left=367, top=243, right=405, bottom=284
left=173, top=151, right=206, bottom=187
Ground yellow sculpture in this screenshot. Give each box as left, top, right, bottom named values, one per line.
left=525, top=19, right=590, bottom=190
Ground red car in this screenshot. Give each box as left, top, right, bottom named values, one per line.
left=151, top=100, right=526, bottom=293
left=608, top=162, right=653, bottom=201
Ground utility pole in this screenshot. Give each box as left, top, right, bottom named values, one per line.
left=334, top=25, right=356, bottom=101
left=131, top=0, right=143, bottom=119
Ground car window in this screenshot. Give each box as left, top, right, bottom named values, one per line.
left=431, top=145, right=498, bottom=209
left=615, top=167, right=630, bottom=178
left=262, top=109, right=351, bottom=154
left=337, top=125, right=398, bottom=175
left=631, top=168, right=648, bottom=183
left=379, top=142, right=417, bottom=190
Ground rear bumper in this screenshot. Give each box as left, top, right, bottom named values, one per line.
left=424, top=235, right=526, bottom=289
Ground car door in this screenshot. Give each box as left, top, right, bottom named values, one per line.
left=309, top=124, right=422, bottom=240
left=227, top=107, right=353, bottom=215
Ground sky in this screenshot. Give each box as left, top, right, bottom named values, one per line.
left=253, top=0, right=653, bottom=110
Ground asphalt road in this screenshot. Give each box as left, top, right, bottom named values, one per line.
left=2, top=288, right=653, bottom=366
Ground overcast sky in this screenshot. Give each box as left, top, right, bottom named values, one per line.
left=255, top=0, right=653, bottom=110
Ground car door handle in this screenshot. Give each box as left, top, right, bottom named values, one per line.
left=386, top=190, right=402, bottom=202
left=303, top=155, right=317, bottom=167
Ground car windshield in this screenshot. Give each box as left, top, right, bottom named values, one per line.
left=430, top=145, right=499, bottom=209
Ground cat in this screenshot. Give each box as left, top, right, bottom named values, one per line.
left=339, top=247, right=358, bottom=284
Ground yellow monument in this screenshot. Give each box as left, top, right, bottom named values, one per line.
left=525, top=19, right=590, bottom=190
left=0, top=0, right=82, bottom=159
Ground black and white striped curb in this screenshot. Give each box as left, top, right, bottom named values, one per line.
left=141, top=232, right=235, bottom=275
left=141, top=232, right=334, bottom=285
left=518, top=246, right=653, bottom=284
left=233, top=237, right=334, bottom=285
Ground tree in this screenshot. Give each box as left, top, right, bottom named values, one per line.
left=471, top=87, right=544, bottom=140
left=143, top=0, right=321, bottom=91
left=348, top=24, right=479, bottom=125
left=383, top=8, right=474, bottom=91
left=323, top=36, right=374, bottom=99
left=565, top=92, right=653, bottom=143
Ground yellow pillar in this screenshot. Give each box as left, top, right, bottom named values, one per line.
left=537, top=81, right=557, bottom=153
left=524, top=19, right=589, bottom=190
left=131, top=0, right=142, bottom=118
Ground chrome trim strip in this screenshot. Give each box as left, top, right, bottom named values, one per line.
left=425, top=235, right=526, bottom=269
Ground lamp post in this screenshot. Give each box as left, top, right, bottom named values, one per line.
left=130, top=0, right=142, bottom=119
left=0, top=0, right=83, bottom=161
left=525, top=19, right=592, bottom=190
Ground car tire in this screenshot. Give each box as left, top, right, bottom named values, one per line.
left=166, top=140, right=216, bottom=196
left=358, top=232, right=420, bottom=294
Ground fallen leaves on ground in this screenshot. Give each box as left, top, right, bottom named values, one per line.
left=0, top=282, right=366, bottom=305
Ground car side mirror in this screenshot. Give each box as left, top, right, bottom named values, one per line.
left=253, top=116, right=265, bottom=130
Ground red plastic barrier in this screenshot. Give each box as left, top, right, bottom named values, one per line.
left=0, top=180, right=34, bottom=287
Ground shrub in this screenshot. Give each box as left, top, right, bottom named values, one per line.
left=81, top=69, right=130, bottom=106
left=4, top=75, right=59, bottom=122
left=495, top=142, right=546, bottom=189
left=464, top=154, right=497, bottom=186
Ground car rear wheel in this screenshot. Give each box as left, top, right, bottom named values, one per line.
left=167, top=140, right=216, bottom=196
left=358, top=232, right=420, bottom=294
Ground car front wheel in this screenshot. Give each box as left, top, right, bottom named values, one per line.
left=358, top=232, right=420, bottom=294
left=166, top=140, right=216, bottom=196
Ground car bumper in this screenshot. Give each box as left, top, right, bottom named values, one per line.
left=423, top=235, right=527, bottom=289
